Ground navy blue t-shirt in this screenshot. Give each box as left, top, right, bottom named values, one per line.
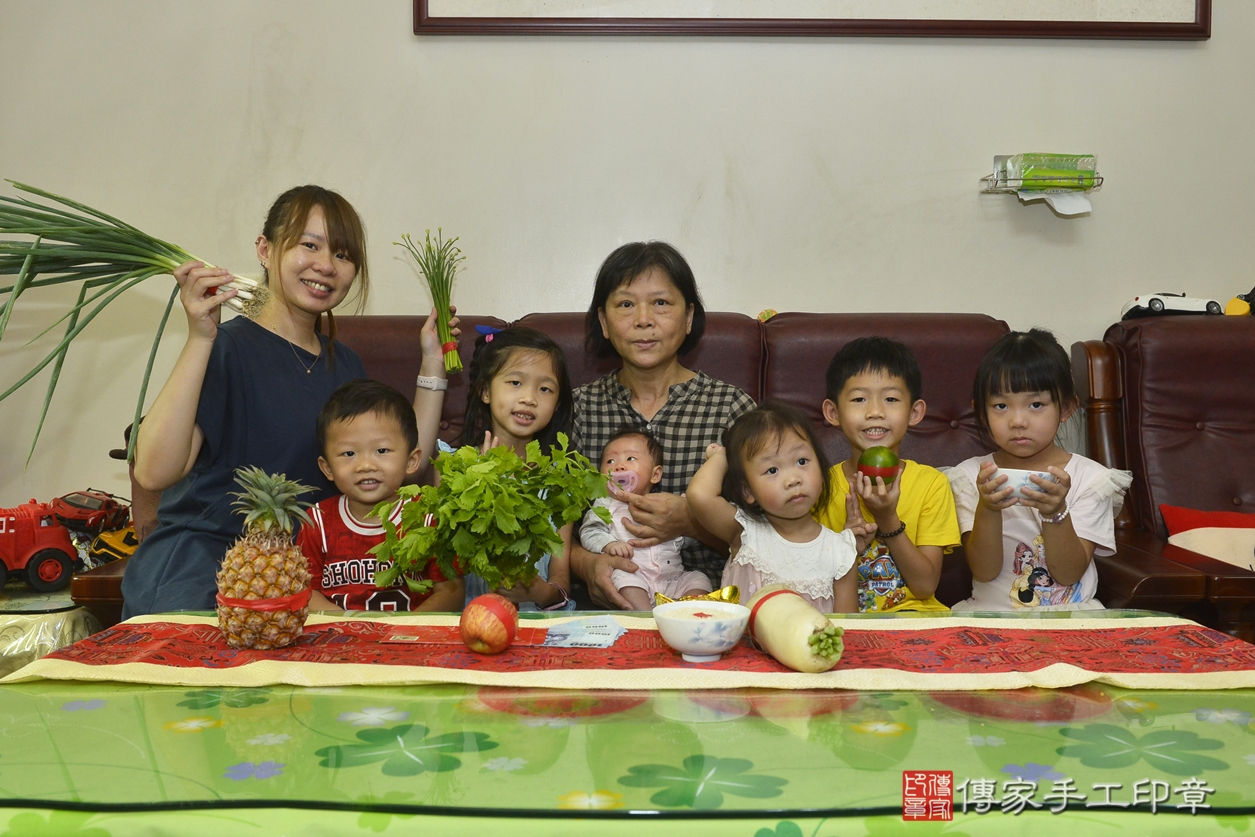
left=121, top=317, right=367, bottom=616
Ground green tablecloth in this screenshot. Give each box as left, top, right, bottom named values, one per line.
left=0, top=610, right=1251, bottom=833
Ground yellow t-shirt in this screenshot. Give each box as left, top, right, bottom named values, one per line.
left=816, top=460, right=961, bottom=613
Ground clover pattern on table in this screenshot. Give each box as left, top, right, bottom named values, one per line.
left=755, top=823, right=805, bottom=837
left=617, top=755, right=788, bottom=809
left=1056, top=723, right=1229, bottom=776
left=177, top=687, right=272, bottom=709
left=315, top=723, right=497, bottom=776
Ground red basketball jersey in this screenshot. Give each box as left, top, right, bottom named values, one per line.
left=297, top=495, right=447, bottom=611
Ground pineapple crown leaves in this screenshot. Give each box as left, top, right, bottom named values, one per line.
left=370, top=433, right=610, bottom=592
left=229, top=466, right=316, bottom=537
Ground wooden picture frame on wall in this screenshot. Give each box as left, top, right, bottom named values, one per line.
left=415, top=0, right=1210, bottom=39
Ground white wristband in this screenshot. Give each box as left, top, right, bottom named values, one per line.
left=416, top=375, right=448, bottom=391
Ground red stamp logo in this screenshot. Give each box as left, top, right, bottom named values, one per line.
left=903, top=770, right=953, bottom=821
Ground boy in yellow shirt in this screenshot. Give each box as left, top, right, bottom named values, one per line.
left=817, top=337, right=960, bottom=612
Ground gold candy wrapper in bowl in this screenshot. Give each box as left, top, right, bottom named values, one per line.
left=654, top=586, right=740, bottom=606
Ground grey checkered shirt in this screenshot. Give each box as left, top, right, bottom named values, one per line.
left=572, top=370, right=756, bottom=582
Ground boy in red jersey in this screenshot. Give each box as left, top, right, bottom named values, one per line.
left=299, top=379, right=463, bottom=611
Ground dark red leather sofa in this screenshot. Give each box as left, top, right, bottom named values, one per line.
left=72, top=311, right=1209, bottom=626
left=1074, top=316, right=1255, bottom=640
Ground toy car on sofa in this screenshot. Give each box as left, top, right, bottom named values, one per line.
left=1, top=500, right=77, bottom=591
left=1121, top=292, right=1223, bottom=320
left=51, top=489, right=130, bottom=536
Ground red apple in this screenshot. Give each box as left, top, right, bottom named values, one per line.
left=460, top=593, right=519, bottom=654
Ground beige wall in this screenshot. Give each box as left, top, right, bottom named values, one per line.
left=1, top=0, right=1251, bottom=504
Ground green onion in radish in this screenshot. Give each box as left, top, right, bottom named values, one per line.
left=395, top=229, right=464, bottom=373
left=0, top=180, right=260, bottom=464
left=745, top=584, right=844, bottom=672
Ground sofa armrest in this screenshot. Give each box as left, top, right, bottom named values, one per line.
left=1111, top=529, right=1255, bottom=640
left=1115, top=529, right=1255, bottom=601
left=1094, top=532, right=1207, bottom=610
left=1071, top=339, right=1136, bottom=531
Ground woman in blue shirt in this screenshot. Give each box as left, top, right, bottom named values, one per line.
left=122, top=186, right=371, bottom=617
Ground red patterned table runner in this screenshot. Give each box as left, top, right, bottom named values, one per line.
left=43, top=619, right=1255, bottom=676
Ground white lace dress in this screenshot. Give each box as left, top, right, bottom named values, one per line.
left=720, top=509, right=859, bottom=614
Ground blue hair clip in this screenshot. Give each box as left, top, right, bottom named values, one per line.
left=476, top=325, right=503, bottom=342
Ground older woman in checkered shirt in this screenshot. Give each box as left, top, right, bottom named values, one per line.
left=570, top=242, right=756, bottom=609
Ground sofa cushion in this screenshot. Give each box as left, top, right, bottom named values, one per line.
left=1161, top=504, right=1255, bottom=571
left=1105, top=317, right=1255, bottom=536
left=762, top=313, right=1010, bottom=468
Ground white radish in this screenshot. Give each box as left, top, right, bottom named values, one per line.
left=746, top=584, right=843, bottom=673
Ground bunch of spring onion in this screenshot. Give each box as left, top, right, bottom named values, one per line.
left=806, top=624, right=845, bottom=661
left=395, top=229, right=464, bottom=373
left=0, top=181, right=262, bottom=464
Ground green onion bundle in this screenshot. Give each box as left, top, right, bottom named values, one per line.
left=395, top=229, right=464, bottom=373
left=0, top=180, right=259, bottom=463
left=806, top=624, right=845, bottom=660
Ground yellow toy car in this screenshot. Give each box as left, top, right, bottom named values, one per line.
left=89, top=526, right=139, bottom=564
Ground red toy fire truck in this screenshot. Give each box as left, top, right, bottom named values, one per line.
left=0, top=499, right=78, bottom=591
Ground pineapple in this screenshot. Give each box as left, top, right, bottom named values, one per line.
left=216, top=466, right=315, bottom=650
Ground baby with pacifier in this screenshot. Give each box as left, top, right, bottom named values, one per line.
left=579, top=427, right=714, bottom=610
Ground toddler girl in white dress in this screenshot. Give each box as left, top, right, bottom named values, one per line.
left=687, top=402, right=874, bottom=613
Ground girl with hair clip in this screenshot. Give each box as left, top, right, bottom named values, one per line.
left=947, top=328, right=1132, bottom=611
left=687, top=402, right=875, bottom=613
left=414, top=322, right=577, bottom=611
left=123, top=186, right=371, bottom=617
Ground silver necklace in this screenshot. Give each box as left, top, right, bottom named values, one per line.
left=289, top=339, right=319, bottom=374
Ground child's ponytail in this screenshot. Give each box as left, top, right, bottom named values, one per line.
left=459, top=326, right=574, bottom=451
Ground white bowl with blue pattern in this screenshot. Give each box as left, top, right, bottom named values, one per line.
left=653, top=600, right=751, bottom=663
left=994, top=468, right=1057, bottom=501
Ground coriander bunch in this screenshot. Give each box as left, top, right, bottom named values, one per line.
left=395, top=229, right=464, bottom=373
left=372, top=434, right=610, bottom=594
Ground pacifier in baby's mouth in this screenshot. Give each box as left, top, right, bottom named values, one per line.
left=611, top=471, right=639, bottom=493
